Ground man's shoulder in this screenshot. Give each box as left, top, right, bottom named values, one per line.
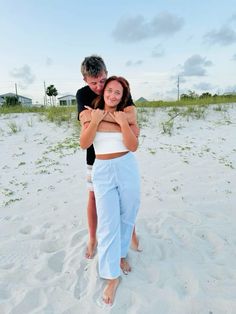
left=76, top=85, right=91, bottom=97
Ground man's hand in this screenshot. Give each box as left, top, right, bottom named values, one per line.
left=90, top=109, right=107, bottom=126
left=79, top=109, right=92, bottom=125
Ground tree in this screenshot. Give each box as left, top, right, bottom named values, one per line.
left=187, top=90, right=198, bottom=99
left=180, top=90, right=199, bottom=100
left=180, top=93, right=190, bottom=100
left=199, top=92, right=212, bottom=99
left=46, top=85, right=58, bottom=106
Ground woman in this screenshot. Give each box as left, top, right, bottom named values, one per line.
left=80, top=76, right=140, bottom=305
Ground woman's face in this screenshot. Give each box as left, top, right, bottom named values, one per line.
left=104, top=80, right=123, bottom=110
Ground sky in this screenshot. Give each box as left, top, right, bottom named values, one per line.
left=0, top=0, right=236, bottom=103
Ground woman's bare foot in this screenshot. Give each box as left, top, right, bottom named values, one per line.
left=85, top=239, right=97, bottom=259
left=103, top=278, right=120, bottom=305
left=120, top=258, right=131, bottom=275
left=131, top=231, right=142, bottom=252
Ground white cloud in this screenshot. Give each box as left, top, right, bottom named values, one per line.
left=151, top=44, right=165, bottom=58
left=125, top=60, right=143, bottom=66
left=180, top=55, right=213, bottom=77
left=112, top=12, right=184, bottom=43
left=204, top=25, right=236, bottom=46
left=193, top=82, right=215, bottom=91
left=10, top=65, right=35, bottom=89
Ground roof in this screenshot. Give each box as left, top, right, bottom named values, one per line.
left=0, top=93, right=32, bottom=100
left=58, top=95, right=76, bottom=100
left=136, top=97, right=148, bottom=103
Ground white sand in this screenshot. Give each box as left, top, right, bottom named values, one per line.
left=0, top=105, right=236, bottom=314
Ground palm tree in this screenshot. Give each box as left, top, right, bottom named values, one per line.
left=46, top=85, right=58, bottom=106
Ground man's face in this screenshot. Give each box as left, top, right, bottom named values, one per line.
left=84, top=71, right=107, bottom=95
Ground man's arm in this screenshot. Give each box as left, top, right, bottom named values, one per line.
left=76, top=89, right=85, bottom=121
left=79, top=109, right=92, bottom=125
left=80, top=110, right=121, bottom=132
left=80, top=105, right=137, bottom=125
left=102, top=105, right=137, bottom=125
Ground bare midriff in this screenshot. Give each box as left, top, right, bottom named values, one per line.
left=96, top=151, right=129, bottom=160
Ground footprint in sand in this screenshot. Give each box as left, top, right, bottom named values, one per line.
left=70, top=229, right=87, bottom=248
left=194, top=228, right=227, bottom=258
left=19, top=225, right=32, bottom=235
left=0, top=283, right=11, bottom=301
left=171, top=210, right=202, bottom=226
left=0, top=241, right=38, bottom=269
left=74, top=260, right=91, bottom=300
left=35, top=240, right=65, bottom=281
left=40, top=239, right=63, bottom=254
left=0, top=263, right=15, bottom=270
left=175, top=268, right=200, bottom=297
left=10, top=288, right=45, bottom=314
left=47, top=250, right=66, bottom=273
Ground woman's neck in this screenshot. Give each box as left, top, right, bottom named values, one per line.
left=104, top=105, right=117, bottom=113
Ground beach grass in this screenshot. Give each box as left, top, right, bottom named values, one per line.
left=0, top=98, right=235, bottom=130
left=135, top=95, right=236, bottom=108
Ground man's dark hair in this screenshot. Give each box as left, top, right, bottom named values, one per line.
left=81, top=55, right=107, bottom=78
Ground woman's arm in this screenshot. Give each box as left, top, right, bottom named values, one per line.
left=123, top=105, right=137, bottom=125
left=80, top=105, right=137, bottom=127
left=80, top=109, right=121, bottom=132
left=80, top=109, right=106, bottom=149
left=111, top=111, right=138, bottom=152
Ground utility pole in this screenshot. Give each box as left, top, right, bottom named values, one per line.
left=177, top=75, right=180, bottom=101
left=15, top=83, right=18, bottom=97
left=44, top=81, right=47, bottom=106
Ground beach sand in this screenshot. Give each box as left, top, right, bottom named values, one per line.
left=0, top=105, right=235, bottom=314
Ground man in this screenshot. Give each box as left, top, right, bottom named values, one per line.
left=76, top=55, right=140, bottom=259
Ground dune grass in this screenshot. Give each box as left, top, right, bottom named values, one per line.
left=0, top=96, right=235, bottom=128
left=135, top=96, right=236, bottom=108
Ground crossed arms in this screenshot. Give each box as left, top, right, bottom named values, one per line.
left=79, top=106, right=140, bottom=151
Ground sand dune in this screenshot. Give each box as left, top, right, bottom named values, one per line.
left=0, top=105, right=235, bottom=314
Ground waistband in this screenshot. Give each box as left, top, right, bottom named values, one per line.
left=94, top=151, right=134, bottom=165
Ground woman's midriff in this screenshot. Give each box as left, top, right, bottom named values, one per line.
left=96, top=151, right=129, bottom=160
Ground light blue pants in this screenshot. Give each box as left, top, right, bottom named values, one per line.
left=92, top=152, right=140, bottom=279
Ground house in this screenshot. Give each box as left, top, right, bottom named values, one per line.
left=223, top=92, right=236, bottom=97
left=58, top=95, right=76, bottom=106
left=0, top=96, right=4, bottom=106
left=136, top=97, right=148, bottom=103
left=0, top=93, right=32, bottom=106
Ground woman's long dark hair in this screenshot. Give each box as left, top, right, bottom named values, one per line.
left=92, top=76, right=130, bottom=111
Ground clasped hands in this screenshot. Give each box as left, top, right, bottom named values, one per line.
left=84, top=106, right=128, bottom=127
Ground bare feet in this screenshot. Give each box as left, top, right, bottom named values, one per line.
left=85, top=239, right=97, bottom=259
left=103, top=278, right=120, bottom=305
left=120, top=258, right=131, bottom=275
left=131, top=232, right=142, bottom=252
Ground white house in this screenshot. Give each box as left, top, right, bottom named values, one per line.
left=0, top=96, right=4, bottom=106
left=0, top=93, right=32, bottom=106
left=58, top=95, right=76, bottom=106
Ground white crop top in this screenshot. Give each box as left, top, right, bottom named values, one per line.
left=93, top=131, right=128, bottom=154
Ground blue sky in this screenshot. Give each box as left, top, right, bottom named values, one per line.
left=0, top=0, right=236, bottom=103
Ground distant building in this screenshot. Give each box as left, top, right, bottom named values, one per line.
left=0, top=93, right=32, bottom=106
left=136, top=97, right=148, bottom=103
left=58, top=95, right=76, bottom=106
left=223, top=92, right=236, bottom=96
left=0, top=96, right=4, bottom=106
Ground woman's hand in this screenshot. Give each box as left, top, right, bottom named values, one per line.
left=109, top=111, right=128, bottom=127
